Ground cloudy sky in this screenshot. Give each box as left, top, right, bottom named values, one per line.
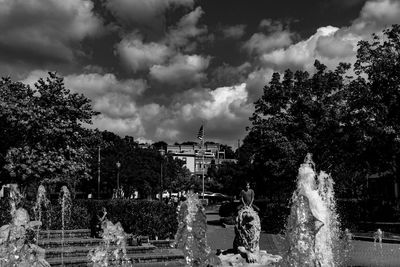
left=1, top=0, right=400, bottom=147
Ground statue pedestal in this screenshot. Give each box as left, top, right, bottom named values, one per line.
left=218, top=250, right=282, bottom=266
left=218, top=206, right=282, bottom=265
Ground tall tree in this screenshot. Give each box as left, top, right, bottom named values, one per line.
left=0, top=73, right=99, bottom=191
left=243, top=61, right=351, bottom=199
left=350, top=24, right=400, bottom=193
left=242, top=25, right=400, bottom=200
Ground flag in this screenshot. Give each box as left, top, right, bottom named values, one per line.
left=197, top=125, right=204, bottom=140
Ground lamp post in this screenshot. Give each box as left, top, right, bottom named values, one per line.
left=116, top=161, right=121, bottom=198
left=159, top=149, right=165, bottom=202
left=98, top=146, right=101, bottom=199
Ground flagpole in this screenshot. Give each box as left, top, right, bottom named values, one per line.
left=202, top=125, right=205, bottom=200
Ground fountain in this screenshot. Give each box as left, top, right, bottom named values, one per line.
left=174, top=190, right=221, bottom=266
left=0, top=185, right=50, bottom=266
left=59, top=185, right=71, bottom=267
left=281, top=153, right=349, bottom=267
left=33, top=184, right=50, bottom=243
left=88, top=207, right=131, bottom=266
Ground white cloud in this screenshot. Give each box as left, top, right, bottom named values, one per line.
left=116, top=34, right=171, bottom=72
left=20, top=70, right=253, bottom=145
left=0, top=0, right=103, bottom=64
left=22, top=71, right=148, bottom=99
left=244, top=31, right=293, bottom=55
left=245, top=67, right=276, bottom=101
left=167, top=7, right=207, bottom=49
left=352, top=0, right=400, bottom=33
left=91, top=115, right=146, bottom=137
left=316, top=33, right=357, bottom=59
left=153, top=83, right=253, bottom=142
left=260, top=26, right=354, bottom=71
left=115, top=6, right=208, bottom=74
left=149, top=54, right=210, bottom=85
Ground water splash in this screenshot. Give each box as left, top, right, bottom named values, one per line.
left=174, top=191, right=218, bottom=266
left=59, top=186, right=71, bottom=267
left=373, top=228, right=383, bottom=265
left=282, top=153, right=348, bottom=267
left=88, top=208, right=131, bottom=266
left=33, top=184, right=50, bottom=244
left=0, top=185, right=50, bottom=266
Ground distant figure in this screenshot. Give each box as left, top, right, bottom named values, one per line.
left=239, top=182, right=259, bottom=212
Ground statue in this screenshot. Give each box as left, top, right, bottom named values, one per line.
left=218, top=198, right=281, bottom=265
left=233, top=206, right=261, bottom=262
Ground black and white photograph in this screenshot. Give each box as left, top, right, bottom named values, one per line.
left=1, top=0, right=400, bottom=266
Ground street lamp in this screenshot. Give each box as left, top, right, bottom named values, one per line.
left=116, top=161, right=121, bottom=197
left=159, top=149, right=165, bottom=202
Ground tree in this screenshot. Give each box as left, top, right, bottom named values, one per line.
left=350, top=24, right=400, bottom=194
left=242, top=61, right=352, bottom=199
left=219, top=144, right=235, bottom=159
left=242, top=25, right=400, bottom=200
left=0, top=73, right=99, bottom=192
left=84, top=131, right=191, bottom=199
left=152, top=141, right=168, bottom=151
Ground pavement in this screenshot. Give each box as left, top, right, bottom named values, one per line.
left=205, top=208, right=400, bottom=267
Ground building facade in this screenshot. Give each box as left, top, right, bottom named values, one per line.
left=167, top=143, right=230, bottom=175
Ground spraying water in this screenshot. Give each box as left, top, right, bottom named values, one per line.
left=174, top=191, right=220, bottom=266
left=88, top=207, right=131, bottom=266
left=33, top=184, right=50, bottom=244
left=59, top=186, right=71, bottom=267
left=282, top=154, right=345, bottom=267
left=0, top=185, right=50, bottom=266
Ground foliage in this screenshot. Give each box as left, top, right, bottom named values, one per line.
left=219, top=200, right=289, bottom=234
left=241, top=25, right=400, bottom=201
left=350, top=25, right=400, bottom=181
left=0, top=198, right=178, bottom=238
left=83, top=131, right=191, bottom=199
left=0, top=73, right=98, bottom=188
left=242, top=61, right=352, bottom=200
left=86, top=200, right=178, bottom=239
left=0, top=198, right=11, bottom=226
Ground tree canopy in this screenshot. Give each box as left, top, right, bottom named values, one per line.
left=0, top=73, right=98, bottom=190
left=241, top=25, right=400, bottom=200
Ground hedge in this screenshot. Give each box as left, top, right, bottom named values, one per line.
left=220, top=199, right=400, bottom=234
left=0, top=198, right=178, bottom=239
left=219, top=200, right=288, bottom=234
left=0, top=198, right=11, bottom=226
left=85, top=200, right=178, bottom=239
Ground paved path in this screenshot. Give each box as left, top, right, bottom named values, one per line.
left=206, top=210, right=400, bottom=266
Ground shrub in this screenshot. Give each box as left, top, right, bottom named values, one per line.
left=0, top=198, right=11, bottom=226
left=0, top=198, right=178, bottom=239
left=219, top=200, right=289, bottom=234
left=84, top=199, right=178, bottom=239
left=218, top=201, right=240, bottom=218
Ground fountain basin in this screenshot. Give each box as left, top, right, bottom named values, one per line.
left=353, top=232, right=400, bottom=244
